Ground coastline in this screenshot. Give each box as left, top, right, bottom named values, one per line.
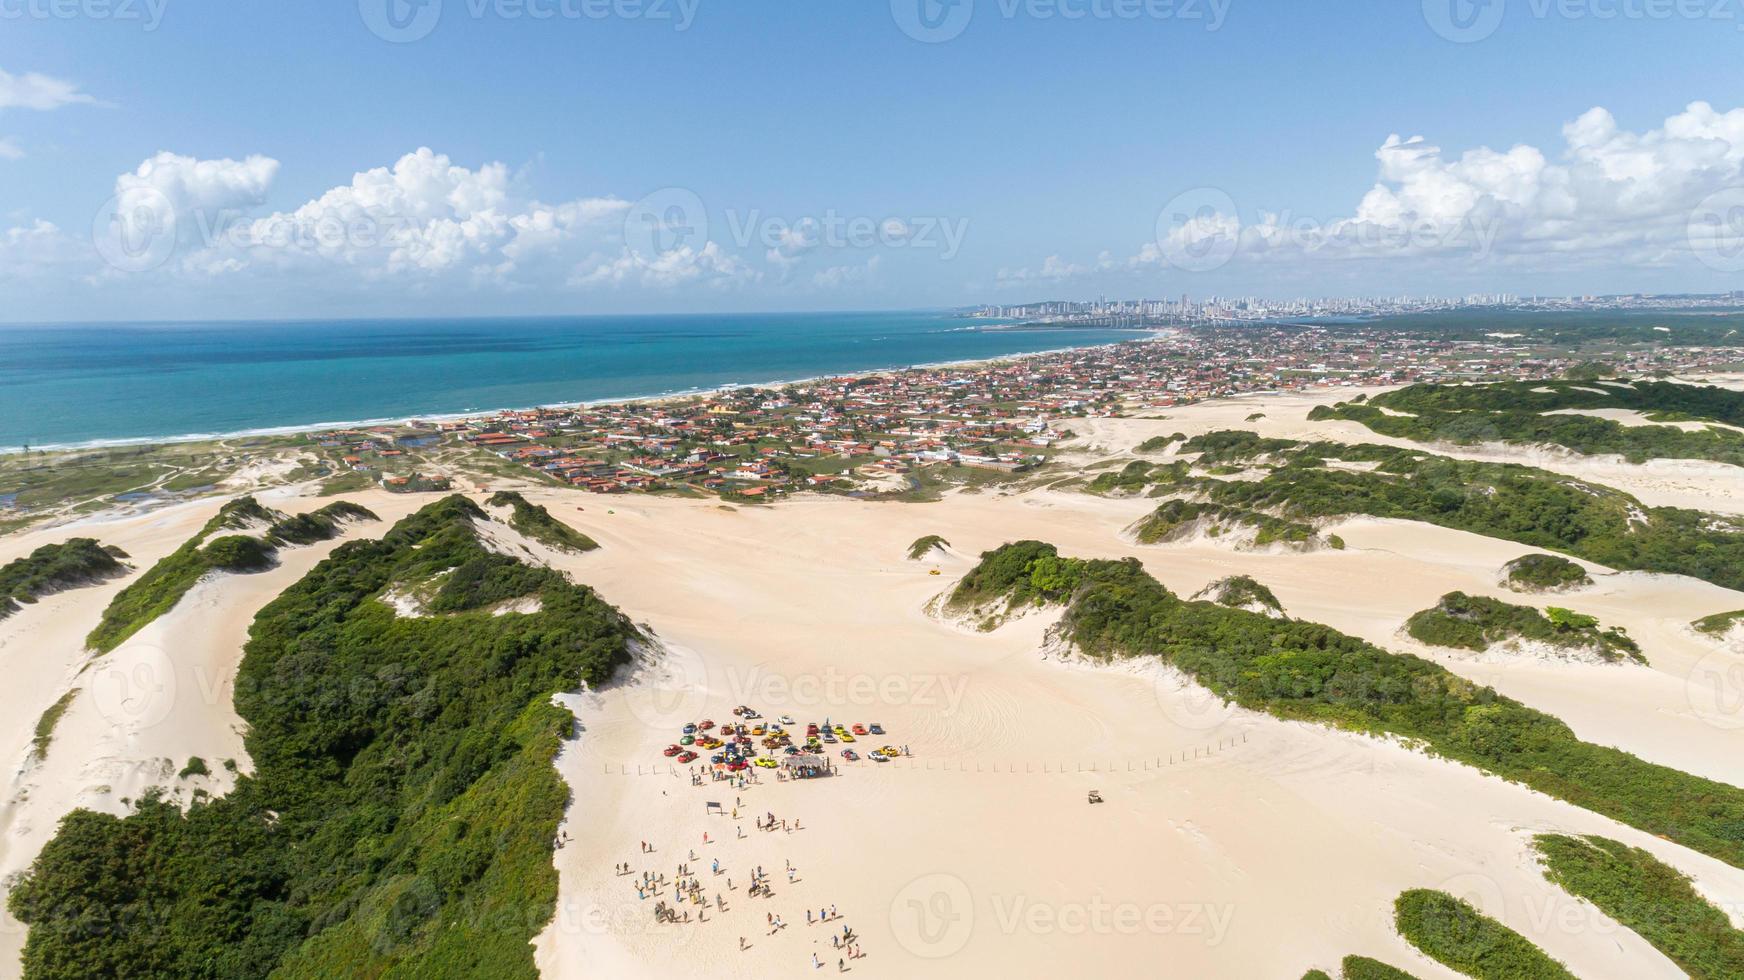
left=2, top=333, right=1166, bottom=456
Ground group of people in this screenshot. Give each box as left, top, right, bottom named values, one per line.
left=617, top=734, right=885, bottom=972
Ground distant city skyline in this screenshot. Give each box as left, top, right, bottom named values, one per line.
left=2, top=4, right=1743, bottom=322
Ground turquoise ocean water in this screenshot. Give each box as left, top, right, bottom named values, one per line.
left=0, top=313, right=1141, bottom=449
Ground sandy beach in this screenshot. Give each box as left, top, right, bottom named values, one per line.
left=3, top=382, right=1743, bottom=978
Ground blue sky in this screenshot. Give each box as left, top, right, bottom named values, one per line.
left=2, top=0, right=1742, bottom=321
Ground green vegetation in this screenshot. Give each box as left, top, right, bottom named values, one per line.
left=1191, top=575, right=1284, bottom=616
left=1184, top=431, right=1744, bottom=592
left=10, top=495, right=640, bottom=978
left=1565, top=361, right=1617, bottom=381
left=952, top=542, right=1744, bottom=869
left=1183, top=429, right=1306, bottom=466
left=1135, top=433, right=1186, bottom=453
left=0, top=442, right=253, bottom=532
left=1340, top=956, right=1421, bottom=980
left=266, top=500, right=378, bottom=545
left=1693, top=610, right=1744, bottom=639
left=177, top=757, right=209, bottom=780
left=0, top=538, right=128, bottom=620
left=1133, top=499, right=1320, bottom=549
left=486, top=491, right=598, bottom=552
left=30, top=690, right=78, bottom=761
left=1310, top=379, right=1744, bottom=465
left=86, top=497, right=380, bottom=653
left=1533, top=833, right=1744, bottom=979
left=1501, top=553, right=1591, bottom=593
left=1085, top=459, right=1192, bottom=496
left=1406, top=592, right=1643, bottom=663
left=907, top=534, right=950, bottom=560
left=1394, top=889, right=1574, bottom=980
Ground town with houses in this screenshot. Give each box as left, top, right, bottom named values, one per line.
left=302, top=322, right=1744, bottom=500
left=973, top=291, right=1744, bottom=328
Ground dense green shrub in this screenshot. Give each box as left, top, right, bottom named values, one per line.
left=87, top=497, right=380, bottom=652
left=1406, top=591, right=1642, bottom=663
left=1185, top=431, right=1744, bottom=592
left=0, top=538, right=127, bottom=619
left=1134, top=499, right=1319, bottom=549
left=1501, top=553, right=1591, bottom=592
left=1533, top=834, right=1744, bottom=979
left=12, top=495, right=639, bottom=978
left=955, top=542, right=1744, bottom=869
left=1135, top=433, right=1186, bottom=453
left=1192, top=575, right=1283, bottom=615
left=487, top=491, right=598, bottom=552
left=1394, top=889, right=1574, bottom=979
left=1340, top=956, right=1421, bottom=980
left=266, top=500, right=379, bottom=545
left=1693, top=610, right=1744, bottom=638
left=1311, top=379, right=1744, bottom=465
left=907, top=534, right=950, bottom=560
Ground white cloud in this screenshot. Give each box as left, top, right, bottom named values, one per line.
left=1015, top=101, right=1744, bottom=281
left=0, top=220, right=84, bottom=282
left=118, top=151, right=279, bottom=216
left=115, top=147, right=634, bottom=287
left=811, top=254, right=881, bottom=290
left=0, top=68, right=96, bottom=111
left=573, top=240, right=758, bottom=290
left=764, top=218, right=822, bottom=277
left=0, top=139, right=22, bottom=160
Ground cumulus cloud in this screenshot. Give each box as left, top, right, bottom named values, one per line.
left=105, top=147, right=635, bottom=288
left=765, top=218, right=821, bottom=277
left=573, top=240, right=758, bottom=290
left=811, top=254, right=881, bottom=290
left=0, top=67, right=97, bottom=112
left=1012, top=101, right=1744, bottom=281
left=0, top=220, right=85, bottom=282
left=995, top=252, right=1113, bottom=287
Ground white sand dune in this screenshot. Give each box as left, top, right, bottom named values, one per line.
left=1083, top=382, right=1744, bottom=514
left=521, top=486, right=1740, bottom=979
left=3, top=381, right=1744, bottom=978
left=0, top=494, right=429, bottom=971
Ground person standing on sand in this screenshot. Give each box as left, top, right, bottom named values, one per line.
left=740, top=937, right=747, bottom=951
